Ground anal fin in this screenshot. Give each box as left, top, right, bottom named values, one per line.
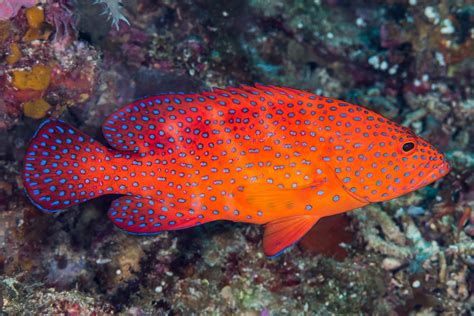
left=264, top=216, right=320, bottom=257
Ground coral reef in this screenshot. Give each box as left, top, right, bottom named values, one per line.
left=1, top=276, right=114, bottom=314
left=0, top=0, right=472, bottom=314
left=0, top=2, right=99, bottom=130
left=352, top=204, right=472, bottom=313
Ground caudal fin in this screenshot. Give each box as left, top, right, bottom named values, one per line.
left=22, top=120, right=108, bottom=212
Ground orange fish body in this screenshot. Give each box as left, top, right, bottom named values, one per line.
left=22, top=84, right=450, bottom=256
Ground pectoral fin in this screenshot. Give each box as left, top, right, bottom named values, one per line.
left=264, top=215, right=320, bottom=257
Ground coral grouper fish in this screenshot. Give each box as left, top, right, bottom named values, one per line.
left=22, top=84, right=450, bottom=256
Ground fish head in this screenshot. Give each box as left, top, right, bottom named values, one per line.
left=326, top=111, right=450, bottom=203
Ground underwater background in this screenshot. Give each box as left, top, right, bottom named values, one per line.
left=0, top=0, right=473, bottom=314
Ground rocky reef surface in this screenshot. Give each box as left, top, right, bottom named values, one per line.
left=0, top=0, right=472, bottom=314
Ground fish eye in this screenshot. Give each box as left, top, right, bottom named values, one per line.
left=402, top=142, right=415, bottom=153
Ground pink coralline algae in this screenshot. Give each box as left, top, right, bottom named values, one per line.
left=0, top=0, right=36, bottom=20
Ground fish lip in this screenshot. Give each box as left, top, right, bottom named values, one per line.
left=413, top=160, right=451, bottom=190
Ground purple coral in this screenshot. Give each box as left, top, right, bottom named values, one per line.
left=0, top=0, right=36, bottom=20
left=46, top=0, right=77, bottom=43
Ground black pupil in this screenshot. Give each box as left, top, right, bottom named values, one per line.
left=402, top=142, right=415, bottom=152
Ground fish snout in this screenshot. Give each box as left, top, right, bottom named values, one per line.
left=438, top=158, right=451, bottom=176
left=425, top=155, right=451, bottom=185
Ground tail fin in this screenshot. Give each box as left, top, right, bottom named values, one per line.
left=22, top=120, right=108, bottom=212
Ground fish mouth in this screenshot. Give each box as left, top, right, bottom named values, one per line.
left=338, top=160, right=451, bottom=204
left=412, top=160, right=451, bottom=191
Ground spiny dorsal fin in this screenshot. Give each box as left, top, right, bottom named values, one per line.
left=102, top=85, right=309, bottom=153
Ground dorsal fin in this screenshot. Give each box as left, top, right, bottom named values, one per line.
left=102, top=93, right=202, bottom=153
left=101, top=85, right=307, bottom=154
